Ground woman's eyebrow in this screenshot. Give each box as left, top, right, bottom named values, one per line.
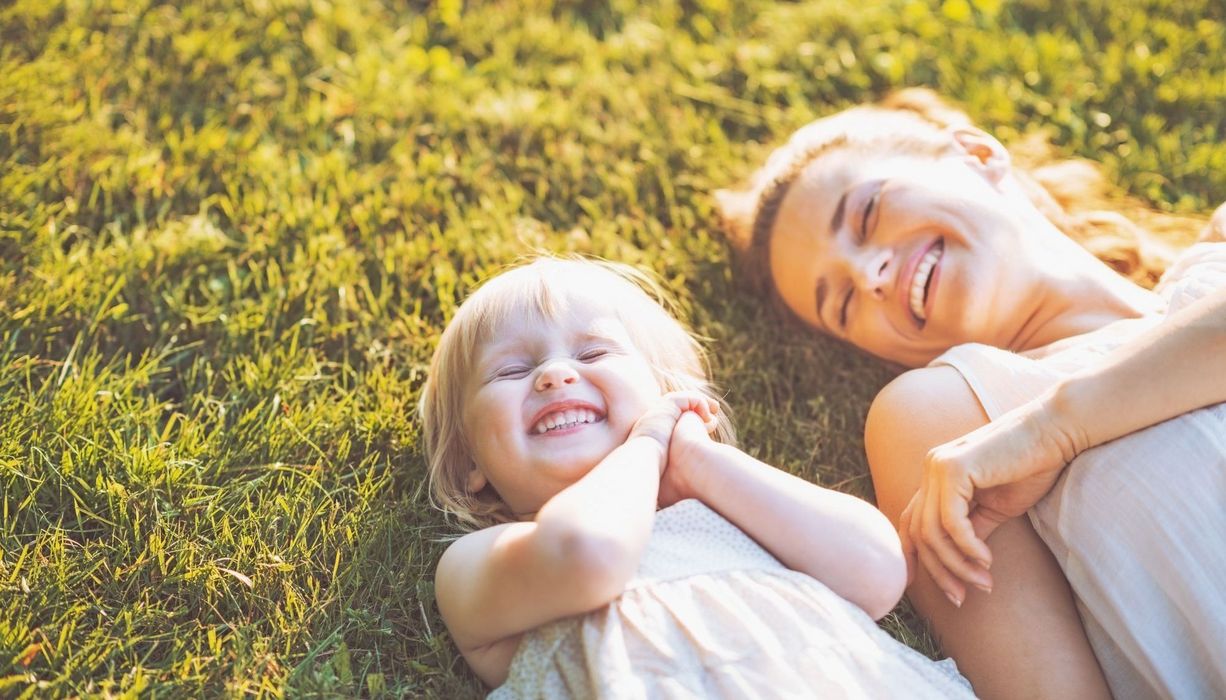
left=830, top=190, right=849, bottom=236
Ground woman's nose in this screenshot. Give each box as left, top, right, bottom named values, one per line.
left=534, top=360, right=579, bottom=391
left=852, top=247, right=893, bottom=299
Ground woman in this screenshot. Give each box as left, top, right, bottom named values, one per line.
left=716, top=89, right=1226, bottom=699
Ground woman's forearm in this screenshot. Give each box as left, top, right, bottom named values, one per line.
left=1045, top=285, right=1226, bottom=453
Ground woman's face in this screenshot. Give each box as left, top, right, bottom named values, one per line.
left=768, top=135, right=1043, bottom=366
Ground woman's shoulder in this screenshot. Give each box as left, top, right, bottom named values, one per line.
left=868, top=366, right=988, bottom=427
left=865, top=366, right=991, bottom=462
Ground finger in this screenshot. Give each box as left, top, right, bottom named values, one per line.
left=917, top=480, right=973, bottom=606
left=968, top=503, right=1011, bottom=545
left=907, top=484, right=928, bottom=590
left=939, top=475, right=993, bottom=570
left=915, top=536, right=968, bottom=609
left=897, top=498, right=919, bottom=586
left=926, top=534, right=993, bottom=595
left=673, top=392, right=712, bottom=421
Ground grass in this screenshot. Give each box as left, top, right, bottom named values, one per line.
left=2, top=0, right=1223, bottom=696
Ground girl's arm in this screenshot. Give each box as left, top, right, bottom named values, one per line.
left=664, top=413, right=907, bottom=620
left=434, top=393, right=715, bottom=687
left=900, top=284, right=1226, bottom=597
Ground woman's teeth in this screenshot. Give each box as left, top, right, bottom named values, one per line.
left=534, top=408, right=600, bottom=434
left=909, top=243, right=943, bottom=321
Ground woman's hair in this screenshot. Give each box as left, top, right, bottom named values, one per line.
left=716, top=88, right=1202, bottom=310
left=419, top=255, right=736, bottom=532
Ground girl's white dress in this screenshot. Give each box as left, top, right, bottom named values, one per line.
left=489, top=499, right=975, bottom=699
left=932, top=242, right=1226, bottom=699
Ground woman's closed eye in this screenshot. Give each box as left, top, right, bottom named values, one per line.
left=839, top=287, right=853, bottom=329
left=859, top=181, right=883, bottom=242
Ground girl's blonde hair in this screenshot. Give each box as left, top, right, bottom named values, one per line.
left=716, top=88, right=1203, bottom=308
left=419, top=256, right=735, bottom=532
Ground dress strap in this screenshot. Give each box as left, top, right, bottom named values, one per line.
left=929, top=343, right=1060, bottom=420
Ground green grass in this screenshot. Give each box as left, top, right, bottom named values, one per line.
left=2, top=0, right=1222, bottom=696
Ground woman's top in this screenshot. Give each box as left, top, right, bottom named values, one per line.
left=489, top=499, right=976, bottom=699
left=932, top=242, right=1226, bottom=700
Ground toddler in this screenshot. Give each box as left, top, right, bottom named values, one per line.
left=420, top=256, right=975, bottom=698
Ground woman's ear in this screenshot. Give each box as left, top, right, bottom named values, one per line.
left=465, top=468, right=488, bottom=494
left=714, top=188, right=757, bottom=252
left=949, top=127, right=1011, bottom=186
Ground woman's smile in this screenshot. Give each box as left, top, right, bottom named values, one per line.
left=902, top=238, right=944, bottom=327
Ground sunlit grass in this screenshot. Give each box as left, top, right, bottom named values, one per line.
left=2, top=0, right=1222, bottom=695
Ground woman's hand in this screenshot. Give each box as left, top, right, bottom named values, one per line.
left=898, top=398, right=1083, bottom=607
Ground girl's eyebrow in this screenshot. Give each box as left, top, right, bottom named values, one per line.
left=578, top=329, right=620, bottom=343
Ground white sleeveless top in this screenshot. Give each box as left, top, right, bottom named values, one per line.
left=490, top=499, right=976, bottom=699
left=932, top=243, right=1226, bottom=700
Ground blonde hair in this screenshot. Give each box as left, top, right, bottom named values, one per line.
left=716, top=88, right=1202, bottom=305
left=419, top=256, right=736, bottom=532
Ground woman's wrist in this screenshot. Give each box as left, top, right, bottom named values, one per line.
left=1034, top=381, right=1092, bottom=463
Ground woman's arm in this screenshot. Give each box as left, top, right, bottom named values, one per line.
left=665, top=413, right=906, bottom=620
left=865, top=368, right=1111, bottom=699
left=902, top=284, right=1226, bottom=593
left=1051, top=283, right=1226, bottom=447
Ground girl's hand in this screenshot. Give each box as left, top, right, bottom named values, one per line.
left=628, top=391, right=719, bottom=468
left=898, top=399, right=1082, bottom=607
left=1198, top=202, right=1226, bottom=243
left=658, top=411, right=717, bottom=507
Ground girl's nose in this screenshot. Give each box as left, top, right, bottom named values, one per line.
left=534, top=360, right=579, bottom=391
left=853, top=247, right=893, bottom=300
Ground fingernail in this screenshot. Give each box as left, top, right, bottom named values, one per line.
left=977, top=558, right=992, bottom=570
left=974, top=582, right=992, bottom=594
left=946, top=591, right=962, bottom=608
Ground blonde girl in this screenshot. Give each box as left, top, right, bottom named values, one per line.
left=420, top=256, right=977, bottom=698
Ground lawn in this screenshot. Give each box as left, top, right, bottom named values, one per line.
left=1, top=0, right=1223, bottom=696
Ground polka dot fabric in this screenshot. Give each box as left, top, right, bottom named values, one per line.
left=489, top=500, right=975, bottom=699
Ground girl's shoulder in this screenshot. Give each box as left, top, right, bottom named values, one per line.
left=1156, top=242, right=1226, bottom=315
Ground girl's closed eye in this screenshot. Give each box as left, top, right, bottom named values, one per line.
left=493, top=364, right=532, bottom=380
left=577, top=348, right=610, bottom=362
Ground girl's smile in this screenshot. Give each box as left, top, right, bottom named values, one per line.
left=529, top=400, right=606, bottom=435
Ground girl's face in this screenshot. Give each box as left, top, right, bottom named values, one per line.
left=768, top=132, right=1045, bottom=366
left=460, top=299, right=662, bottom=516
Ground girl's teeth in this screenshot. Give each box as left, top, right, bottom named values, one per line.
left=534, top=409, right=600, bottom=434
